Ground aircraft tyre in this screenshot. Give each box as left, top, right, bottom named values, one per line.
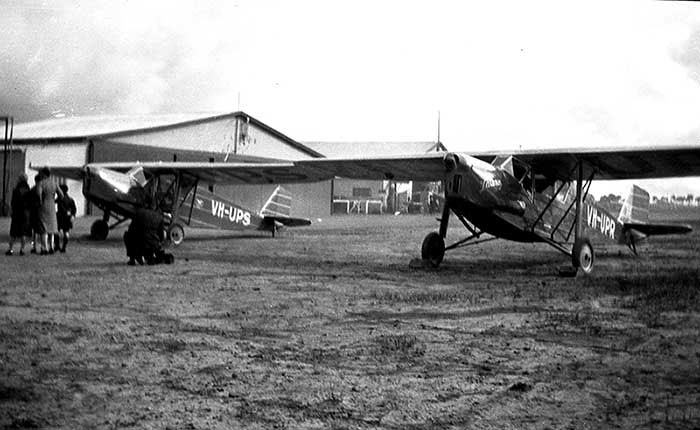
left=90, top=220, right=109, bottom=240
left=572, top=237, right=594, bottom=274
left=421, top=232, right=445, bottom=267
left=168, top=223, right=185, bottom=246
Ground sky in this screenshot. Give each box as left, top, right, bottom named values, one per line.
left=2, top=0, right=700, bottom=197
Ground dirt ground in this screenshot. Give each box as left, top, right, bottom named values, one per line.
left=1, top=214, right=699, bottom=429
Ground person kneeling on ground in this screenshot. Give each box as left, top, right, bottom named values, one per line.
left=123, top=204, right=174, bottom=266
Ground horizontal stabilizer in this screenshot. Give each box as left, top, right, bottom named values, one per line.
left=624, top=222, right=692, bottom=237
left=263, top=216, right=312, bottom=227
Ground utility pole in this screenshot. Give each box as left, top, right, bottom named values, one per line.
left=437, top=110, right=441, bottom=147
left=2, top=117, right=14, bottom=216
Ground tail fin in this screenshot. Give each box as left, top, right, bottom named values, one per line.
left=261, top=186, right=292, bottom=218
left=617, top=185, right=650, bottom=224
left=618, top=185, right=691, bottom=249
left=260, top=186, right=311, bottom=228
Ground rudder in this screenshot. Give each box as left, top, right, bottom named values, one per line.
left=260, top=186, right=292, bottom=218
left=618, top=185, right=650, bottom=224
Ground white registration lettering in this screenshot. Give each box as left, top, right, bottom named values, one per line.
left=211, top=199, right=252, bottom=225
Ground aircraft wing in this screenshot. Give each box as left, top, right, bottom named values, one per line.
left=469, top=144, right=700, bottom=180
left=83, top=153, right=447, bottom=184
left=49, top=143, right=700, bottom=185
left=31, top=165, right=85, bottom=181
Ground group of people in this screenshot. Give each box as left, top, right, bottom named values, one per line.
left=5, top=167, right=76, bottom=256
left=6, top=167, right=174, bottom=265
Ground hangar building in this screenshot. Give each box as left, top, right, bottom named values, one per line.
left=2, top=112, right=446, bottom=219
left=4, top=112, right=329, bottom=218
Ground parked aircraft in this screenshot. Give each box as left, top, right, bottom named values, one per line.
left=47, top=164, right=310, bottom=244
left=49, top=144, right=699, bottom=273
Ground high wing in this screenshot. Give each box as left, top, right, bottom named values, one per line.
left=47, top=144, right=700, bottom=184
left=63, top=153, right=447, bottom=184
left=42, top=166, right=85, bottom=181
left=469, top=144, right=700, bottom=180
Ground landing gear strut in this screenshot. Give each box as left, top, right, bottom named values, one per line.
left=571, top=162, right=594, bottom=274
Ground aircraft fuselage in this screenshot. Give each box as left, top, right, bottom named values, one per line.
left=441, top=153, right=622, bottom=245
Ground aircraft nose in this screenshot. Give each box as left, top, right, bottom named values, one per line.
left=443, top=153, right=460, bottom=172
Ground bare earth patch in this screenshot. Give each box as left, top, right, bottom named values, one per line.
left=1, top=215, right=699, bottom=429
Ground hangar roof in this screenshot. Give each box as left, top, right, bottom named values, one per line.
left=12, top=111, right=322, bottom=157
left=303, top=141, right=447, bottom=158
left=13, top=112, right=218, bottom=139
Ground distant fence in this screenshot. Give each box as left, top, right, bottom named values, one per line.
left=332, top=199, right=383, bottom=215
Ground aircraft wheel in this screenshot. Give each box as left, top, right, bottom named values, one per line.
left=168, top=223, right=185, bottom=246
left=572, top=237, right=594, bottom=274
left=90, top=220, right=109, bottom=240
left=421, top=232, right=445, bottom=267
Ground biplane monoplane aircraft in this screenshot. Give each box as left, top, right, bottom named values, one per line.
left=46, top=164, right=310, bottom=244
left=50, top=144, right=699, bottom=273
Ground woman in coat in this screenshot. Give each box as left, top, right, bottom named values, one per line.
left=36, top=167, right=63, bottom=254
left=5, top=173, right=31, bottom=256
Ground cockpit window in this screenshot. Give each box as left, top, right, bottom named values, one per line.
left=493, top=155, right=534, bottom=199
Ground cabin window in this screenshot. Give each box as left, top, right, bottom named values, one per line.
left=452, top=175, right=462, bottom=193
left=511, top=158, right=534, bottom=200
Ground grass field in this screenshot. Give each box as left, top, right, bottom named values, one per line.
left=1, top=214, right=699, bottom=429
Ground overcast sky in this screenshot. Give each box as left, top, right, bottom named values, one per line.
left=2, top=0, right=700, bottom=197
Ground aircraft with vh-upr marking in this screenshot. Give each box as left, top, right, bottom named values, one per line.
left=50, top=144, right=698, bottom=274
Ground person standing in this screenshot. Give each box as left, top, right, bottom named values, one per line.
left=28, top=173, right=43, bottom=254
left=5, top=173, right=31, bottom=256
left=56, top=184, right=76, bottom=253
left=36, top=167, right=63, bottom=255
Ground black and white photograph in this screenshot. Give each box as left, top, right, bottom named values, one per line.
left=1, top=1, right=700, bottom=428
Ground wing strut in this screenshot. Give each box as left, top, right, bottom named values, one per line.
left=575, top=162, right=583, bottom=241
left=444, top=212, right=493, bottom=251
left=438, top=201, right=450, bottom=238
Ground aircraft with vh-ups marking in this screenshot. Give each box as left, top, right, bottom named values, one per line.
left=46, top=163, right=310, bottom=245
left=50, top=144, right=698, bottom=274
